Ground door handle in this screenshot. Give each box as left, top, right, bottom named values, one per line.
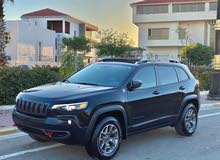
left=179, top=86, right=185, bottom=90
left=153, top=91, right=160, bottom=95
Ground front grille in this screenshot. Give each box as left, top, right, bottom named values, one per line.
left=16, top=99, right=49, bottom=117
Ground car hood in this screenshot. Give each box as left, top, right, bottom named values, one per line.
left=19, top=82, right=114, bottom=100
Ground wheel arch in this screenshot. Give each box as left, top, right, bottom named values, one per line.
left=84, top=105, right=128, bottom=144
left=175, top=94, right=200, bottom=125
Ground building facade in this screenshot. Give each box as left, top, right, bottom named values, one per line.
left=5, top=8, right=98, bottom=66
left=131, top=0, right=217, bottom=60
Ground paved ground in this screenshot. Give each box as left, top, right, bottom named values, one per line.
left=0, top=106, right=220, bottom=160
left=0, top=110, right=13, bottom=128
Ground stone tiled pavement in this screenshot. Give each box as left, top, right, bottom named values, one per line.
left=0, top=109, right=13, bottom=129
left=0, top=92, right=219, bottom=130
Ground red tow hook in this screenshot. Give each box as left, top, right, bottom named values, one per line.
left=13, top=123, right=17, bottom=127
left=44, top=131, right=54, bottom=137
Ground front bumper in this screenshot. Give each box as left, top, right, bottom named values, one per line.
left=12, top=110, right=88, bottom=145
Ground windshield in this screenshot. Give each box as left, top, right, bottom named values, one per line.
left=67, top=63, right=134, bottom=87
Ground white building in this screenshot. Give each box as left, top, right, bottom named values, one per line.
left=5, top=8, right=98, bottom=66
left=131, top=0, right=217, bottom=60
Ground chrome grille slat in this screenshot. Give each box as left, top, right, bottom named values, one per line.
left=16, top=99, right=48, bottom=117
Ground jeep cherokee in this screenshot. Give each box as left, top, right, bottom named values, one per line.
left=13, top=58, right=200, bottom=160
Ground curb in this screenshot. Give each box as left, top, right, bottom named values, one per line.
left=0, top=105, right=14, bottom=111
left=0, top=127, right=17, bottom=136
left=200, top=91, right=209, bottom=96
left=200, top=103, right=220, bottom=110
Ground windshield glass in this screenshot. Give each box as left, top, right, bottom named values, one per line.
left=67, top=63, right=134, bottom=87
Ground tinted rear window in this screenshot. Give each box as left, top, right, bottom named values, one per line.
left=157, top=66, right=178, bottom=85
left=175, top=67, right=189, bottom=82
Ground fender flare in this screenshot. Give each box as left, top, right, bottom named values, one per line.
left=175, top=94, right=199, bottom=124
left=84, top=105, right=128, bottom=144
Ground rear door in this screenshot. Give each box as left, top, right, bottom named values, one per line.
left=174, top=66, right=191, bottom=113
left=155, top=65, right=182, bottom=123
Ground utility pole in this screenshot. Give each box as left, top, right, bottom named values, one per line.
left=208, top=0, right=220, bottom=100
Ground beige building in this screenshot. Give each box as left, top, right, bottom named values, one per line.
left=131, top=0, right=217, bottom=60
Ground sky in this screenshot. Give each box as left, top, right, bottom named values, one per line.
left=4, top=0, right=139, bottom=46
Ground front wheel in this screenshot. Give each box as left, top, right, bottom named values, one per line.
left=85, top=117, right=122, bottom=160
left=175, top=103, right=198, bottom=136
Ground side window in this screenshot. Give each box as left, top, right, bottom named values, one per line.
left=157, top=66, right=178, bottom=86
left=133, top=66, right=157, bottom=89
left=175, top=67, right=189, bottom=82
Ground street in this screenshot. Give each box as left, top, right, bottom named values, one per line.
left=0, top=107, right=220, bottom=160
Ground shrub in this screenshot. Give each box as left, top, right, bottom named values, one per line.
left=181, top=44, right=214, bottom=66
left=0, top=66, right=62, bottom=105
left=190, top=67, right=212, bottom=91
left=181, top=44, right=197, bottom=59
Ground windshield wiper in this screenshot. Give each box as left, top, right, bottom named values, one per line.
left=74, top=82, right=101, bottom=86
left=63, top=79, right=71, bottom=83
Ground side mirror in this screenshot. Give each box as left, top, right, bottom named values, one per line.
left=128, top=80, right=142, bottom=91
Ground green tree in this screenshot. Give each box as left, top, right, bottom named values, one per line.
left=0, top=0, right=14, bottom=67
left=96, top=29, right=134, bottom=58
left=59, top=36, right=91, bottom=77
left=62, top=36, right=91, bottom=53
left=181, top=43, right=214, bottom=66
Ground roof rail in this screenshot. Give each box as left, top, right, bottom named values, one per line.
left=137, top=59, right=179, bottom=64
left=169, top=59, right=179, bottom=63
left=99, top=58, right=140, bottom=64
left=99, top=58, right=179, bottom=64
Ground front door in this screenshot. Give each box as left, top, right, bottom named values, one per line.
left=127, top=65, right=162, bottom=131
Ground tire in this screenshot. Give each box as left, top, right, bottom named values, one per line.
left=29, top=134, right=50, bottom=142
left=85, top=117, right=122, bottom=160
left=175, top=103, right=198, bottom=136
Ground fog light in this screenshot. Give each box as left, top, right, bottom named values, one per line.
left=68, top=120, right=72, bottom=125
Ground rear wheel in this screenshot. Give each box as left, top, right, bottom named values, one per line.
left=85, top=117, right=122, bottom=160
left=175, top=103, right=198, bottom=136
left=29, top=134, right=50, bottom=142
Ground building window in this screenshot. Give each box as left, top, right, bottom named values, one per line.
left=173, top=3, right=205, bottom=12
left=148, top=28, right=169, bottom=40
left=65, top=21, right=70, bottom=34
left=38, top=42, right=42, bottom=61
left=136, top=5, right=168, bottom=14
left=55, top=56, right=58, bottom=62
left=178, top=28, right=186, bottom=40
left=210, top=2, right=217, bottom=11
left=4, top=32, right=11, bottom=44
left=55, top=38, right=57, bottom=50
left=47, top=21, right=63, bottom=33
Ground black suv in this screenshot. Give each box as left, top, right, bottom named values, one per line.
left=13, top=59, right=200, bottom=160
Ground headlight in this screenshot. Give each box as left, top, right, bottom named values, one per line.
left=51, top=102, right=88, bottom=111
